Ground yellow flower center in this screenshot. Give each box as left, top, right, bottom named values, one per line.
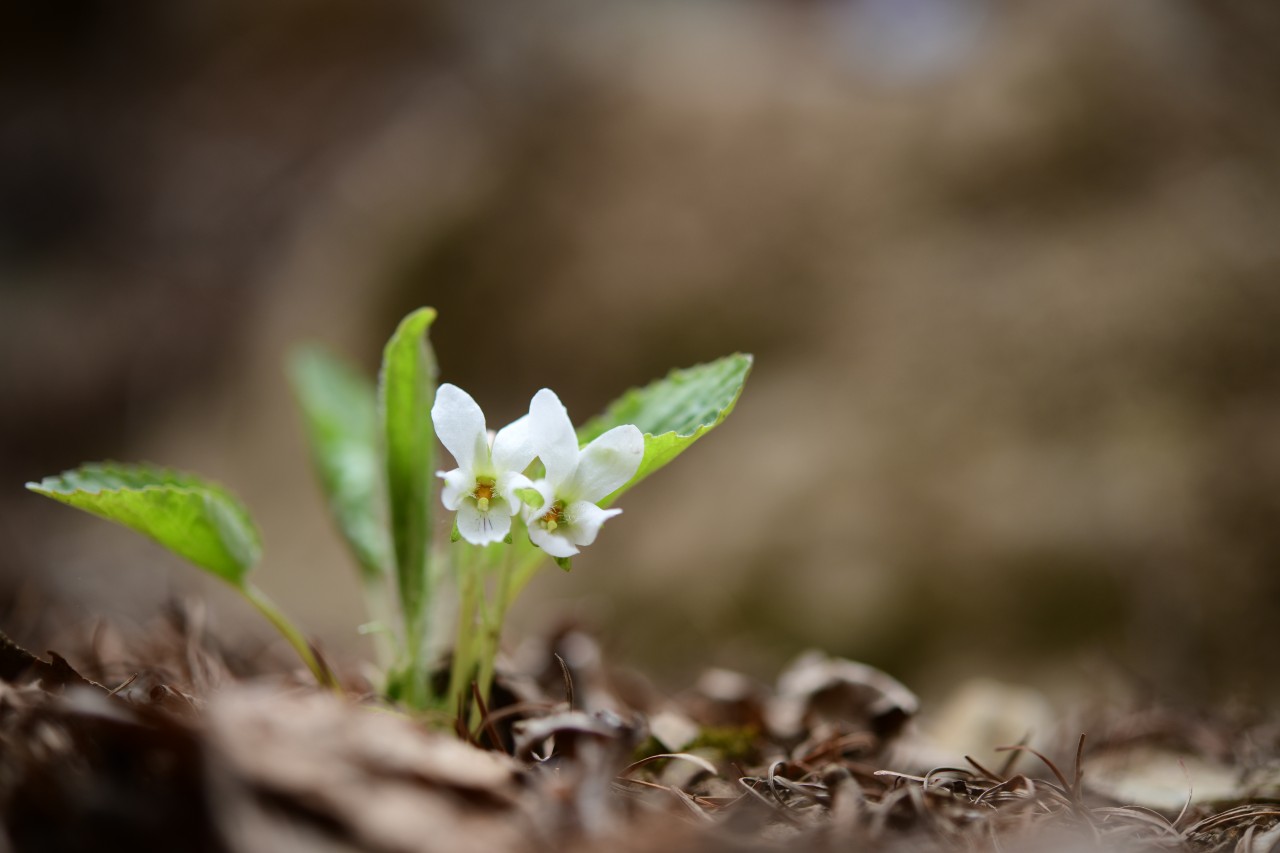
left=539, top=501, right=565, bottom=532
left=472, top=480, right=495, bottom=513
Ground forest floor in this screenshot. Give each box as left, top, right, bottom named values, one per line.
left=1, top=604, right=1278, bottom=853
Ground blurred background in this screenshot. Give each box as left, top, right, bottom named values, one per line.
left=3, top=0, right=1279, bottom=706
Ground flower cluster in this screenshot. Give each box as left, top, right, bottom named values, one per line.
left=432, top=385, right=644, bottom=557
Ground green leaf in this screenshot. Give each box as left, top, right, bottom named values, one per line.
left=289, top=346, right=390, bottom=581
left=26, top=462, right=262, bottom=586
left=578, top=353, right=752, bottom=504
left=378, top=307, right=438, bottom=625
left=290, top=345, right=389, bottom=578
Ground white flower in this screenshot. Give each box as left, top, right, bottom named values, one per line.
left=432, top=383, right=537, bottom=546
left=522, top=389, right=644, bottom=559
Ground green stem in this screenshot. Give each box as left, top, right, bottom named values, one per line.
left=446, top=549, right=481, bottom=718
left=511, top=550, right=545, bottom=601
left=244, top=583, right=338, bottom=689
left=471, top=549, right=516, bottom=729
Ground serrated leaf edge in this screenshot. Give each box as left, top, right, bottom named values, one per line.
left=581, top=350, right=747, bottom=440
left=581, top=352, right=753, bottom=443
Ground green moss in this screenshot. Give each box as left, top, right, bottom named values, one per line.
left=631, top=724, right=761, bottom=768
left=688, top=725, right=760, bottom=763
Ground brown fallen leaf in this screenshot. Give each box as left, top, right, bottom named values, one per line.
left=205, top=687, right=535, bottom=853
left=767, top=651, right=919, bottom=744
left=0, top=629, right=100, bottom=692
left=1086, top=745, right=1247, bottom=812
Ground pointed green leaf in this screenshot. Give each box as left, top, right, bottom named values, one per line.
left=289, top=346, right=390, bottom=581
left=26, top=462, right=262, bottom=586
left=379, top=307, right=438, bottom=623
left=578, top=353, right=752, bottom=504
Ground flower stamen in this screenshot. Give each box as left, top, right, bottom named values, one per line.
left=539, top=501, right=565, bottom=532
left=472, top=477, right=496, bottom=513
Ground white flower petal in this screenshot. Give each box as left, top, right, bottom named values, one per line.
left=528, top=388, right=579, bottom=487
left=563, top=501, right=621, bottom=548
left=497, top=471, right=536, bottom=516
left=431, top=384, right=489, bottom=473
left=566, top=425, right=645, bottom=504
left=491, top=413, right=536, bottom=474
left=456, top=500, right=510, bottom=546
left=484, top=506, right=513, bottom=542
left=527, top=523, right=579, bottom=558
left=438, top=468, right=472, bottom=510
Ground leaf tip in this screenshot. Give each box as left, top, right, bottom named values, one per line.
left=406, top=306, right=437, bottom=329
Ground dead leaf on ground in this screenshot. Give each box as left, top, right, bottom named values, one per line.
left=205, top=687, right=534, bottom=853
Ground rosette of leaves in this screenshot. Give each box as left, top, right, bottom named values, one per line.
left=28, top=305, right=752, bottom=721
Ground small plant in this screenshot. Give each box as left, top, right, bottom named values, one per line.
left=26, top=307, right=751, bottom=722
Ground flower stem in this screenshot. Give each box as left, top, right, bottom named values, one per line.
left=471, top=548, right=517, bottom=729
left=445, top=548, right=481, bottom=718
left=243, top=583, right=338, bottom=689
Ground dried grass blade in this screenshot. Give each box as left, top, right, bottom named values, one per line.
left=620, top=752, right=718, bottom=779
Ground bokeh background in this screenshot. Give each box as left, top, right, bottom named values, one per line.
left=3, top=0, right=1279, bottom=706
